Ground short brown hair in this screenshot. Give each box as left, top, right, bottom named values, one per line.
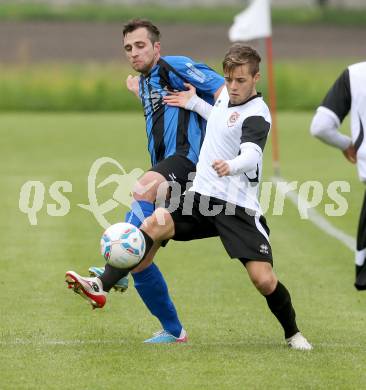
left=123, top=19, right=161, bottom=44
left=223, top=44, right=261, bottom=76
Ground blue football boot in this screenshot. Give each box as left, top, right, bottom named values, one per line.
left=143, top=329, right=188, bottom=344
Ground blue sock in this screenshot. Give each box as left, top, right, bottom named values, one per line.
left=132, top=263, right=183, bottom=337
left=125, top=200, right=183, bottom=337
left=125, top=200, right=154, bottom=228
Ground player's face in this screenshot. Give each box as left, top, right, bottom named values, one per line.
left=224, top=64, right=260, bottom=105
left=123, top=27, right=161, bottom=75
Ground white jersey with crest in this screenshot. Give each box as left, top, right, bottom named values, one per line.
left=190, top=87, right=271, bottom=212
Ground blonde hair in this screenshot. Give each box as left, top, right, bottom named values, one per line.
left=223, top=44, right=261, bottom=76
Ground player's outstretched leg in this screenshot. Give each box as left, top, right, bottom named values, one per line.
left=89, top=196, right=187, bottom=342
left=243, top=260, right=312, bottom=350
left=135, top=208, right=187, bottom=343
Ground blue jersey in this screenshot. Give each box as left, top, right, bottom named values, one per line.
left=138, top=56, right=224, bottom=166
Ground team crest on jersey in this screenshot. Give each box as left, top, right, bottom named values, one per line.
left=227, top=112, right=240, bottom=127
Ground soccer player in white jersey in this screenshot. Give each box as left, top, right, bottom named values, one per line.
left=310, top=62, right=366, bottom=290
left=71, top=44, right=312, bottom=350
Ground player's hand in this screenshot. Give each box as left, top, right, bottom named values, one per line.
left=163, top=83, right=196, bottom=108
left=212, top=160, right=230, bottom=177
left=126, top=75, right=140, bottom=97
left=343, top=144, right=357, bottom=164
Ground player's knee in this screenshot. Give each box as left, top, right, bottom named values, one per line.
left=141, top=208, right=174, bottom=240
left=132, top=171, right=167, bottom=202
left=132, top=188, right=156, bottom=203
left=251, top=273, right=277, bottom=295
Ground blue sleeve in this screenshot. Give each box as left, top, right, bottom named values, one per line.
left=162, top=56, right=224, bottom=98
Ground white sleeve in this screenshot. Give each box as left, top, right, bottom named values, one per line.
left=226, top=142, right=262, bottom=176
left=185, top=95, right=213, bottom=121
left=310, top=106, right=352, bottom=151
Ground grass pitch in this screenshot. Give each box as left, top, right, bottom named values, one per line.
left=1, top=112, right=365, bottom=389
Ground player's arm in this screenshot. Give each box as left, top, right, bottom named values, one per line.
left=213, top=85, right=224, bottom=101
left=163, top=83, right=213, bottom=120
left=310, top=107, right=355, bottom=163
left=212, top=116, right=270, bottom=177
left=310, top=68, right=354, bottom=162
left=212, top=143, right=261, bottom=177
left=164, top=56, right=224, bottom=102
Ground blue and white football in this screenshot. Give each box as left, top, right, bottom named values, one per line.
left=100, top=223, right=145, bottom=269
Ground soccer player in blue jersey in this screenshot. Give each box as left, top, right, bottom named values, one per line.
left=66, top=19, right=224, bottom=343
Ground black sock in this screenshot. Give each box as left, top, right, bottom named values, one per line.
left=356, top=264, right=363, bottom=277
left=265, top=281, right=299, bottom=339
left=355, top=263, right=366, bottom=290
left=140, top=230, right=154, bottom=259
left=99, top=230, right=154, bottom=292
left=99, top=264, right=129, bottom=292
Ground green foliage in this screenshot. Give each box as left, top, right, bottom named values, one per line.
left=0, top=3, right=242, bottom=23
left=0, top=60, right=356, bottom=111
left=1, top=112, right=366, bottom=388
left=270, top=61, right=348, bottom=111
left=0, top=3, right=365, bottom=25
left=272, top=6, right=366, bottom=25
left=0, top=63, right=141, bottom=111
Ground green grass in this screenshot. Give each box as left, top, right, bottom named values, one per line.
left=1, top=112, right=365, bottom=389
left=0, top=3, right=366, bottom=26
left=0, top=60, right=361, bottom=111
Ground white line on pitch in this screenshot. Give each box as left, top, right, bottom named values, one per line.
left=0, top=339, right=127, bottom=346
left=271, top=176, right=355, bottom=252
left=0, top=339, right=363, bottom=350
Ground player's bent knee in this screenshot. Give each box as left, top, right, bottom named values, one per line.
left=132, top=171, right=167, bottom=202
left=246, top=262, right=277, bottom=295
left=141, top=208, right=174, bottom=241
left=252, top=274, right=277, bottom=295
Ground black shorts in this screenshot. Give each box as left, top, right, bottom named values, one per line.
left=149, top=155, right=196, bottom=188
left=168, top=192, right=273, bottom=264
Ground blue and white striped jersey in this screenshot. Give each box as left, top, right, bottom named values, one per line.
left=138, top=56, right=224, bottom=166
